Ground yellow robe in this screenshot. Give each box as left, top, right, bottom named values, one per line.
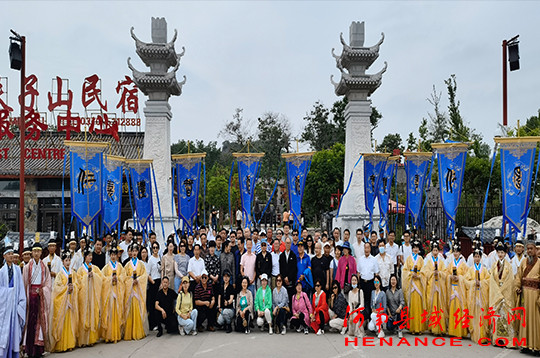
left=514, top=257, right=540, bottom=351
left=446, top=256, right=469, bottom=338
left=464, top=263, right=490, bottom=344
left=402, top=254, right=426, bottom=333
left=488, top=259, right=515, bottom=347
left=76, top=263, right=103, bottom=346
left=49, top=267, right=78, bottom=352
left=421, top=255, right=447, bottom=335
left=123, top=258, right=148, bottom=340
left=101, top=261, right=125, bottom=343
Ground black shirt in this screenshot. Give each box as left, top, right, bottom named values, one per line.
left=218, top=282, right=235, bottom=309
left=156, top=288, right=178, bottom=315
left=255, top=252, right=273, bottom=279
left=92, top=251, right=106, bottom=269
left=311, top=255, right=330, bottom=287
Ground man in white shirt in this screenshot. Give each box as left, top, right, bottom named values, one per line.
left=119, top=230, right=133, bottom=262
left=356, top=242, right=379, bottom=316
left=385, top=230, right=400, bottom=271
left=352, top=228, right=364, bottom=259
left=375, top=240, right=393, bottom=290
left=42, top=238, right=62, bottom=282
left=187, top=244, right=206, bottom=292
left=270, top=238, right=281, bottom=289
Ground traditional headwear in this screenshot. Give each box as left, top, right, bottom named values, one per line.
left=61, top=250, right=71, bottom=261
left=22, top=244, right=32, bottom=255
left=473, top=248, right=483, bottom=257
left=67, top=231, right=77, bottom=245
left=515, top=234, right=525, bottom=247
left=430, top=240, right=439, bottom=251
left=412, top=239, right=422, bottom=249
left=495, top=241, right=507, bottom=252
left=452, top=239, right=462, bottom=252
left=3, top=237, right=13, bottom=255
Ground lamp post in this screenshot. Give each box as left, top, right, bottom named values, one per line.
left=502, top=35, right=519, bottom=127
left=9, top=30, right=25, bottom=255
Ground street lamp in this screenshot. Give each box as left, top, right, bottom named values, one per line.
left=502, top=35, right=519, bottom=127
left=9, top=29, right=25, bottom=255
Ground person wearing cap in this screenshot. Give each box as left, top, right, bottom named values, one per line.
left=67, top=234, right=78, bottom=259
left=22, top=241, right=52, bottom=358
left=21, top=244, right=32, bottom=268
left=514, top=238, right=540, bottom=354
left=254, top=273, right=273, bottom=334
left=217, top=269, right=235, bottom=333
left=464, top=248, right=490, bottom=344
left=335, top=241, right=356, bottom=289
left=296, top=240, right=312, bottom=295
left=49, top=250, right=77, bottom=352
left=77, top=248, right=103, bottom=347
left=445, top=239, right=468, bottom=338
left=511, top=235, right=527, bottom=275
left=488, top=241, right=516, bottom=347
left=421, top=239, right=447, bottom=335
left=43, top=236, right=62, bottom=282
left=290, top=280, right=312, bottom=334
left=255, top=239, right=272, bottom=289
left=176, top=275, right=198, bottom=336
left=0, top=238, right=26, bottom=357
left=155, top=276, right=179, bottom=337
left=402, top=239, right=425, bottom=334
left=194, top=269, right=217, bottom=332
left=204, top=241, right=220, bottom=286
left=101, top=246, right=125, bottom=343
left=124, top=242, right=149, bottom=340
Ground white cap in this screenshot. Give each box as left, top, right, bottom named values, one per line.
left=260, top=273, right=269, bottom=281
left=201, top=269, right=209, bottom=277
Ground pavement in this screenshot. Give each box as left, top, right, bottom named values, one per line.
left=48, top=328, right=527, bottom=358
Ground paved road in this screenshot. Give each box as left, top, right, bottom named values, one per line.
left=50, top=330, right=524, bottom=358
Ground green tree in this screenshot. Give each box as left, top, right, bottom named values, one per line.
left=303, top=143, right=345, bottom=223
left=427, top=85, right=448, bottom=143
left=418, top=118, right=432, bottom=152
left=256, top=112, right=291, bottom=186
left=220, top=108, right=253, bottom=153
left=206, top=163, right=239, bottom=227
left=370, top=106, right=383, bottom=138
left=171, top=139, right=222, bottom=171
left=379, top=133, right=403, bottom=153
left=406, top=132, right=417, bottom=151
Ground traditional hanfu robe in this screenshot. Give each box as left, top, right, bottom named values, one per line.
left=464, top=262, right=490, bottom=344
left=514, top=257, right=540, bottom=352
left=22, top=260, right=51, bottom=357
left=0, top=263, right=26, bottom=358
left=402, top=253, right=425, bottom=334
left=488, top=259, right=515, bottom=347
left=76, top=263, right=102, bottom=346
left=123, top=258, right=148, bottom=340
left=70, top=250, right=84, bottom=272
left=49, top=266, right=78, bottom=352
left=466, top=252, right=488, bottom=268
left=42, top=254, right=62, bottom=284
left=101, top=261, right=125, bottom=343
left=421, top=255, right=447, bottom=335
left=446, top=255, right=469, bottom=338
left=511, top=253, right=526, bottom=275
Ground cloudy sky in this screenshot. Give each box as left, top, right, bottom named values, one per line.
left=1, top=1, right=539, bottom=150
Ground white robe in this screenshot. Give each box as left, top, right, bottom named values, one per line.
left=43, top=254, right=62, bottom=284
left=0, top=264, right=26, bottom=358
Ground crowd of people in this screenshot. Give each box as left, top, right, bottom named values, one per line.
left=0, top=224, right=539, bottom=357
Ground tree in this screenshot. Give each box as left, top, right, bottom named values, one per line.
left=427, top=86, right=448, bottom=143
left=418, top=118, right=431, bottom=152
left=171, top=139, right=222, bottom=171
left=301, top=101, right=341, bottom=151
left=220, top=108, right=253, bottom=153
left=206, top=163, right=239, bottom=227
left=303, top=143, right=345, bottom=223
left=256, top=112, right=291, bottom=186
left=370, top=106, right=382, bottom=138
left=379, top=133, right=403, bottom=153
left=406, top=132, right=417, bottom=151
left=445, top=74, right=469, bottom=142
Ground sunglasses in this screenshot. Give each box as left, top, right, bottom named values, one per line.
left=315, top=284, right=321, bottom=287
left=153, top=247, right=159, bottom=250
left=202, top=276, right=208, bottom=279
left=276, top=279, right=282, bottom=282
left=374, top=281, right=380, bottom=284
left=332, top=286, right=339, bottom=290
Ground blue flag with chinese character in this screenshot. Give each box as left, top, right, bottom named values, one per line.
left=377, top=157, right=396, bottom=230
left=173, top=154, right=205, bottom=232
left=497, top=138, right=539, bottom=236
left=102, top=155, right=124, bottom=231
left=235, top=154, right=263, bottom=228
left=405, top=153, right=432, bottom=227
left=434, top=143, right=468, bottom=237
left=364, top=154, right=388, bottom=228
left=284, top=153, right=313, bottom=229
left=128, top=160, right=154, bottom=229
left=66, top=141, right=107, bottom=229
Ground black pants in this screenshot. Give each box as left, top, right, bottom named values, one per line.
left=360, top=278, right=374, bottom=317
left=318, top=311, right=326, bottom=329
left=147, top=278, right=161, bottom=330
left=290, top=313, right=307, bottom=330
left=274, top=307, right=288, bottom=329
left=235, top=310, right=251, bottom=332
left=196, top=304, right=217, bottom=328
left=157, top=310, right=179, bottom=334
left=286, top=285, right=295, bottom=308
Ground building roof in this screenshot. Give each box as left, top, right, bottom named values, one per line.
left=0, top=131, right=144, bottom=177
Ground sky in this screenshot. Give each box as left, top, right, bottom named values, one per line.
left=1, top=1, right=539, bottom=151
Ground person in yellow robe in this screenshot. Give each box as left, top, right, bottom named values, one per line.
left=488, top=241, right=515, bottom=347
left=123, top=242, right=148, bottom=340
left=101, top=246, right=125, bottom=343
left=402, top=239, right=425, bottom=334
left=446, top=240, right=468, bottom=338
left=77, top=249, right=103, bottom=347
left=49, top=251, right=79, bottom=352
left=514, top=240, right=540, bottom=354
left=421, top=240, right=447, bottom=335
left=464, top=248, right=490, bottom=344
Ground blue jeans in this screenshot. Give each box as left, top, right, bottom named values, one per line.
left=174, top=276, right=182, bottom=293
left=177, top=309, right=198, bottom=334
left=248, top=284, right=256, bottom=300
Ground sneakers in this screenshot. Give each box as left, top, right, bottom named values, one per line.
left=378, top=331, right=385, bottom=338
left=245, top=328, right=248, bottom=334
left=269, top=326, right=273, bottom=335
left=179, top=326, right=185, bottom=336
left=398, top=331, right=403, bottom=338
left=192, top=330, right=198, bottom=336
left=341, top=327, right=347, bottom=335
left=281, top=327, right=286, bottom=335
left=296, top=327, right=302, bottom=333
left=317, top=329, right=322, bottom=335
left=304, top=328, right=309, bottom=335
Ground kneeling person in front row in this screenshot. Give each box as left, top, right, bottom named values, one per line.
left=155, top=277, right=179, bottom=337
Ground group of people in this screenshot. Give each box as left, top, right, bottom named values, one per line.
left=0, top=223, right=539, bottom=357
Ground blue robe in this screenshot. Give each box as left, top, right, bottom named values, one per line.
left=0, top=264, right=26, bottom=358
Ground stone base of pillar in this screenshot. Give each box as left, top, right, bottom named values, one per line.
left=332, top=214, right=381, bottom=235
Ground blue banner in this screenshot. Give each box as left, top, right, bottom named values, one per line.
left=364, top=154, right=388, bottom=228
left=128, top=160, right=154, bottom=229
left=405, top=153, right=432, bottom=227
left=102, top=155, right=124, bottom=231
left=433, top=143, right=469, bottom=237
left=173, top=154, right=205, bottom=232
left=284, top=153, right=313, bottom=229
left=67, top=141, right=107, bottom=229
left=377, top=157, right=397, bottom=230
left=496, top=138, right=539, bottom=235
left=235, top=154, right=263, bottom=228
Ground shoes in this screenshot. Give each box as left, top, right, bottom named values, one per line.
left=269, top=326, right=273, bottom=335
left=304, top=328, right=309, bottom=335
left=281, top=327, right=286, bottom=335
left=296, top=327, right=302, bottom=333
left=192, top=330, right=198, bottom=336
left=398, top=331, right=403, bottom=338
left=207, top=326, right=215, bottom=332
left=245, top=328, right=248, bottom=334
left=378, top=331, right=385, bottom=338
left=226, top=324, right=232, bottom=333
left=259, top=326, right=264, bottom=332
left=152, top=326, right=158, bottom=332
left=156, top=331, right=163, bottom=338
left=179, top=326, right=185, bottom=336
left=317, top=329, right=322, bottom=335
left=341, top=327, right=347, bottom=335
left=197, top=325, right=205, bottom=332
